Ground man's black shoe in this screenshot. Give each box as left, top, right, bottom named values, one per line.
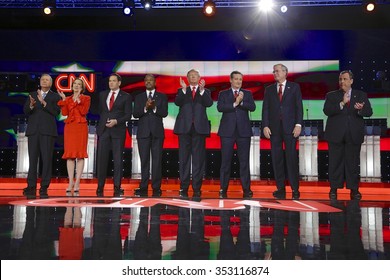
left=134, top=188, right=148, bottom=196
left=193, top=191, right=201, bottom=198
left=96, top=187, right=104, bottom=196
left=243, top=190, right=253, bottom=198
left=292, top=190, right=300, bottom=200
left=273, top=189, right=286, bottom=199
left=350, top=190, right=362, bottom=200
left=219, top=189, right=227, bottom=198
left=114, top=187, right=124, bottom=195
left=329, top=189, right=337, bottom=200
left=179, top=189, right=188, bottom=198
left=23, top=186, right=36, bottom=195
left=39, top=187, right=48, bottom=196
left=152, top=189, right=162, bottom=197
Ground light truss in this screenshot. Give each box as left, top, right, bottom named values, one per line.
left=0, top=0, right=389, bottom=9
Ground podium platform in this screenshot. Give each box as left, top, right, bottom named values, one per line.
left=360, top=118, right=387, bottom=182
left=299, top=120, right=324, bottom=180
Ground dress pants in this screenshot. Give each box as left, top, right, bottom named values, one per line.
left=270, top=123, right=299, bottom=191
left=97, top=131, right=125, bottom=189
left=328, top=128, right=361, bottom=190
left=27, top=133, right=55, bottom=189
left=220, top=128, right=251, bottom=191
left=178, top=125, right=206, bottom=192
left=138, top=134, right=164, bottom=190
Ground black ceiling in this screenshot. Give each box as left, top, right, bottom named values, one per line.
left=1, top=5, right=390, bottom=31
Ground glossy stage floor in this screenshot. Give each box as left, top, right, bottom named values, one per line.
left=0, top=178, right=389, bottom=260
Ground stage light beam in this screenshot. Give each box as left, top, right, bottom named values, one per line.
left=258, top=0, right=275, bottom=12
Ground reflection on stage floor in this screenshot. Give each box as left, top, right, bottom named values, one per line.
left=0, top=196, right=389, bottom=260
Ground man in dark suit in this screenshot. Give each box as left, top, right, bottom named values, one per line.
left=324, top=70, right=373, bottom=200
left=133, top=206, right=162, bottom=260
left=262, top=64, right=303, bottom=200
left=133, top=74, right=168, bottom=197
left=217, top=71, right=256, bottom=198
left=23, top=74, right=61, bottom=196
left=96, top=73, right=132, bottom=196
left=173, top=69, right=213, bottom=197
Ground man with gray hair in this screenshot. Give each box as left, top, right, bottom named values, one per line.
left=262, top=64, right=303, bottom=200
left=23, top=73, right=61, bottom=196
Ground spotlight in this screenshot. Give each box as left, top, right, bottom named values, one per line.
left=43, top=7, right=52, bottom=15
left=123, top=0, right=134, bottom=16
left=43, top=0, right=56, bottom=16
left=365, top=2, right=376, bottom=12
left=280, top=5, right=288, bottom=13
left=141, top=0, right=155, bottom=10
left=203, top=0, right=216, bottom=17
left=258, top=0, right=275, bottom=12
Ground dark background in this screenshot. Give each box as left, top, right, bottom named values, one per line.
left=0, top=4, right=389, bottom=180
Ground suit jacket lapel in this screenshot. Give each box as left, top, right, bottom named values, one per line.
left=274, top=83, right=280, bottom=102
left=350, top=89, right=358, bottom=105
left=282, top=82, right=291, bottom=102
left=103, top=90, right=110, bottom=111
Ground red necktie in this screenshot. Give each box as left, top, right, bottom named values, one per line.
left=234, top=90, right=238, bottom=98
left=109, top=91, right=116, bottom=110
left=192, top=87, right=196, bottom=99
left=278, top=84, right=283, bottom=102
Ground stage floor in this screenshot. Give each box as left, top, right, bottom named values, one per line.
left=0, top=178, right=389, bottom=260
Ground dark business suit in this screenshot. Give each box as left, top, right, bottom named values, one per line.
left=133, top=91, right=168, bottom=191
left=173, top=86, right=213, bottom=192
left=218, top=208, right=255, bottom=260
left=97, top=89, right=132, bottom=191
left=173, top=208, right=209, bottom=260
left=262, top=81, right=303, bottom=192
left=23, top=90, right=61, bottom=191
left=329, top=200, right=367, bottom=259
left=271, top=209, right=300, bottom=260
left=217, top=88, right=256, bottom=192
left=19, top=206, right=56, bottom=259
left=133, top=206, right=162, bottom=260
left=324, top=89, right=373, bottom=190
left=90, top=207, right=123, bottom=260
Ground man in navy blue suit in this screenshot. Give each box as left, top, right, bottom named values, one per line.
left=133, top=74, right=168, bottom=197
left=217, top=71, right=256, bottom=198
left=324, top=70, right=373, bottom=200
left=173, top=69, right=213, bottom=197
left=262, top=64, right=303, bottom=199
left=96, top=73, right=132, bottom=196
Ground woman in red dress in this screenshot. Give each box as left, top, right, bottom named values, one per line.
left=58, top=78, right=91, bottom=193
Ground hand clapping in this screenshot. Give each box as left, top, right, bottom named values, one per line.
left=235, top=91, right=244, bottom=105
left=146, top=98, right=155, bottom=110
left=29, top=95, right=36, bottom=108
left=179, top=77, right=187, bottom=91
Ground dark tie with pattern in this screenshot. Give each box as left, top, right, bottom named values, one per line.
left=234, top=90, right=238, bottom=99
